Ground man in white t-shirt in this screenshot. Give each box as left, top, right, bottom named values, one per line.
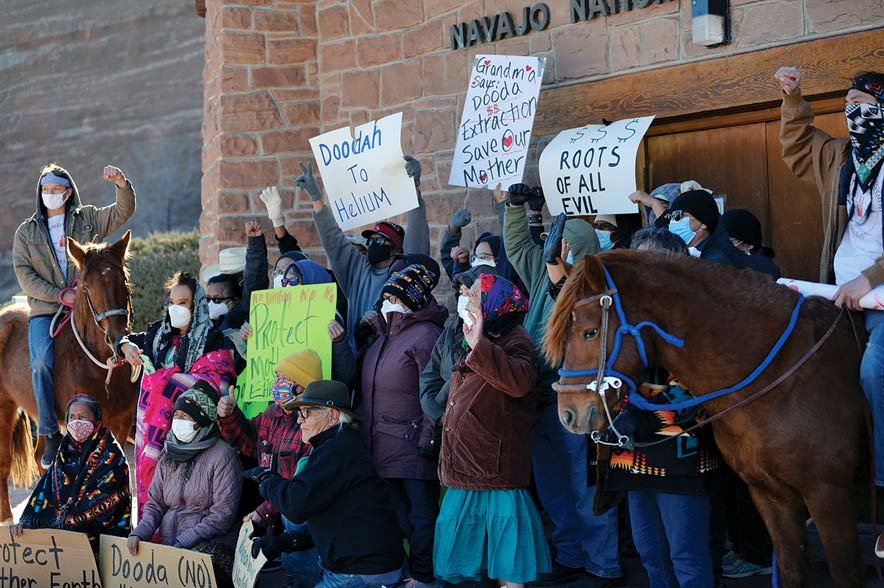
left=12, top=164, right=136, bottom=467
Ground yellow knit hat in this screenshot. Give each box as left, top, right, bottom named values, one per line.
left=275, top=349, right=323, bottom=387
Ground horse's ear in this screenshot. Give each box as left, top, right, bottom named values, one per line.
left=582, top=254, right=607, bottom=291
left=67, top=237, right=87, bottom=270
left=109, top=230, right=131, bottom=262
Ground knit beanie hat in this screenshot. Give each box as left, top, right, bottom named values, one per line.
left=669, top=189, right=720, bottom=233
left=276, top=349, right=323, bottom=388
left=175, top=389, right=217, bottom=428
left=382, top=263, right=436, bottom=312
left=721, top=209, right=762, bottom=250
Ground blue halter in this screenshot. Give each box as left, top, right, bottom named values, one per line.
left=557, top=266, right=806, bottom=412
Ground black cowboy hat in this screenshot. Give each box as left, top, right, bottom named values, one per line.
left=289, top=380, right=353, bottom=414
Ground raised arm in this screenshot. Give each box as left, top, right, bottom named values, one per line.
left=95, top=166, right=137, bottom=237
left=403, top=156, right=429, bottom=255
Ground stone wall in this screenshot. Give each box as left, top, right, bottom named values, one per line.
left=200, top=0, right=884, bottom=271
left=0, top=0, right=205, bottom=298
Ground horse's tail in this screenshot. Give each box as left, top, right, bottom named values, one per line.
left=10, top=409, right=37, bottom=488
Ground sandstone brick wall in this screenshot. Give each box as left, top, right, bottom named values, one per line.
left=200, top=0, right=884, bottom=274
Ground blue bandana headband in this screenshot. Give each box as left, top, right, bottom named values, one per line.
left=40, top=173, right=71, bottom=188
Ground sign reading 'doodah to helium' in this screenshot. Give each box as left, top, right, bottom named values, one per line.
left=309, top=112, right=418, bottom=232
left=449, top=54, right=545, bottom=189
left=540, top=116, right=655, bottom=216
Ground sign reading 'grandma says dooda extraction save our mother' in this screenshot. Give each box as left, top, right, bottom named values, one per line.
left=309, top=112, right=418, bottom=232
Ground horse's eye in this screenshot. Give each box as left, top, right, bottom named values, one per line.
left=584, top=328, right=599, bottom=340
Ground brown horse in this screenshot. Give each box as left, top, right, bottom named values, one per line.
left=0, top=232, right=139, bottom=522
left=544, top=250, right=867, bottom=588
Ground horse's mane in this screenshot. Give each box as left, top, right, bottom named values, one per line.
left=543, top=249, right=799, bottom=365
left=76, top=242, right=131, bottom=283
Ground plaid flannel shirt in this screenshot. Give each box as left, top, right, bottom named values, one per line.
left=219, top=403, right=308, bottom=522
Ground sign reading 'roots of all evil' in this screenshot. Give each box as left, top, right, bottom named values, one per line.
left=540, top=116, right=655, bottom=216
left=310, top=112, right=418, bottom=232
left=0, top=528, right=99, bottom=588
left=449, top=54, right=545, bottom=189
left=99, top=535, right=216, bottom=588
left=242, top=284, right=336, bottom=405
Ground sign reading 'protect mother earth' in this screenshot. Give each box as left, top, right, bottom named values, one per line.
left=449, top=54, right=545, bottom=189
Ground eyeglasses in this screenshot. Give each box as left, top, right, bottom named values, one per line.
left=297, top=406, right=327, bottom=419
left=206, top=296, right=233, bottom=304
left=667, top=210, right=687, bottom=222
left=472, top=251, right=494, bottom=261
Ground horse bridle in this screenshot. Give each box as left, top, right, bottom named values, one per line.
left=71, top=283, right=140, bottom=384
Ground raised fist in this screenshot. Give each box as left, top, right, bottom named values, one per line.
left=102, top=165, right=126, bottom=188
left=774, top=67, right=801, bottom=96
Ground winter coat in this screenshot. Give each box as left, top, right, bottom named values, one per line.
left=131, top=440, right=242, bottom=549
left=695, top=223, right=779, bottom=277
left=779, top=93, right=857, bottom=284
left=419, top=316, right=466, bottom=423
left=439, top=326, right=538, bottom=490
left=259, top=424, right=405, bottom=575
left=357, top=301, right=447, bottom=480
left=116, top=319, right=226, bottom=373
left=13, top=173, right=136, bottom=318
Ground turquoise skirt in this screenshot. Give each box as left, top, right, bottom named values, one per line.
left=433, top=487, right=551, bottom=584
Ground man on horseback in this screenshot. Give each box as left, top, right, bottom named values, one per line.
left=12, top=163, right=136, bottom=467
left=778, top=66, right=884, bottom=547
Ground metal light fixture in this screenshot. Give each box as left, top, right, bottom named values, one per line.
left=692, top=0, right=729, bottom=46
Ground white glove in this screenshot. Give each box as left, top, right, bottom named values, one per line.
left=259, top=187, right=284, bottom=228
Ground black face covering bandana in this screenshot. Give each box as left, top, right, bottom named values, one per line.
left=367, top=243, right=392, bottom=265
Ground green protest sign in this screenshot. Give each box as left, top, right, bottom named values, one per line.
left=240, top=284, right=336, bottom=407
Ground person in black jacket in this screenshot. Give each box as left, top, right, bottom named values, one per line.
left=248, top=380, right=406, bottom=588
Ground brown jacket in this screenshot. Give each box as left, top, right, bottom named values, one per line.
left=779, top=93, right=884, bottom=286
left=439, top=325, right=538, bottom=491
left=12, top=171, right=136, bottom=318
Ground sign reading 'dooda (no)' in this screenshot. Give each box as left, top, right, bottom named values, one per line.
left=540, top=116, right=654, bottom=216
left=0, top=528, right=99, bottom=588
left=449, top=55, right=544, bottom=189
left=99, top=535, right=216, bottom=588
left=309, top=112, right=418, bottom=232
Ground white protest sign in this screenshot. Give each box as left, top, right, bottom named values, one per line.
left=233, top=522, right=267, bottom=588
left=778, top=278, right=884, bottom=310
left=309, top=112, right=417, bottom=231
left=449, top=54, right=545, bottom=189
left=540, top=116, right=655, bottom=216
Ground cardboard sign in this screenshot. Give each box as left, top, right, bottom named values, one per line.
left=0, top=527, right=99, bottom=588
left=449, top=54, right=545, bottom=189
left=778, top=278, right=884, bottom=310
left=232, top=522, right=267, bottom=588
left=310, top=112, right=417, bottom=231
left=540, top=116, right=655, bottom=216
left=99, top=535, right=216, bottom=588
left=242, top=284, right=337, bottom=405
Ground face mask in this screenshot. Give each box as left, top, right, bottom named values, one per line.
left=67, top=419, right=95, bottom=443
left=457, top=296, right=474, bottom=327
left=668, top=217, right=697, bottom=246
left=273, top=274, right=285, bottom=289
left=42, top=191, right=67, bottom=211
left=272, top=380, right=297, bottom=410
left=381, top=300, right=408, bottom=321
left=367, top=243, right=392, bottom=265
left=167, top=304, right=192, bottom=329
left=596, top=230, right=614, bottom=251
left=470, top=257, right=496, bottom=268
left=565, top=250, right=574, bottom=265
left=207, top=301, right=229, bottom=320
left=171, top=418, right=199, bottom=443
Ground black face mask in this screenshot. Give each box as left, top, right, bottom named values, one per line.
left=367, top=243, right=392, bottom=265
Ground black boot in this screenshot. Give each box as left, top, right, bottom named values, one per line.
left=530, top=563, right=585, bottom=587
left=41, top=433, right=62, bottom=468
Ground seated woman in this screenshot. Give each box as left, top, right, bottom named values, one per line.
left=128, top=389, right=242, bottom=588
left=14, top=395, right=131, bottom=553
left=117, top=271, right=236, bottom=517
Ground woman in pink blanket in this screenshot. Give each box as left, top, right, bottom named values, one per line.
left=118, top=272, right=236, bottom=518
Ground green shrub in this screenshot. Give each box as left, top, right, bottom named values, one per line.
left=128, top=231, right=200, bottom=331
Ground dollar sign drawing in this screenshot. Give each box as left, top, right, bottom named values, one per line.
left=590, top=126, right=608, bottom=143
left=618, top=119, right=640, bottom=143
left=569, top=128, right=586, bottom=144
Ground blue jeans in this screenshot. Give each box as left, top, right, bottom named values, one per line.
left=628, top=490, right=713, bottom=588
left=316, top=568, right=403, bottom=588
left=29, top=316, right=58, bottom=436
left=861, top=310, right=884, bottom=485
left=532, top=403, right=621, bottom=577
left=282, top=517, right=322, bottom=588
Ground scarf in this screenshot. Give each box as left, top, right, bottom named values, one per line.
left=152, top=281, right=213, bottom=373
left=847, top=73, right=884, bottom=191
left=20, top=426, right=131, bottom=552
left=160, top=424, right=220, bottom=481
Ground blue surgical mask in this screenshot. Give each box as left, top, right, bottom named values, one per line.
left=596, top=230, right=614, bottom=251
left=565, top=250, right=574, bottom=264
left=668, top=217, right=696, bottom=245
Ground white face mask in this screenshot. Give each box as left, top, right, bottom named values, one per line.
left=272, top=275, right=285, bottom=289
left=457, top=296, right=474, bottom=327
left=381, top=300, right=408, bottom=321
left=42, top=191, right=67, bottom=211
left=207, top=301, right=229, bottom=320
left=470, top=258, right=496, bottom=268
left=171, top=418, right=199, bottom=443
left=167, top=304, right=192, bottom=329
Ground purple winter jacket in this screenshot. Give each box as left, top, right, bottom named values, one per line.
left=131, top=439, right=242, bottom=549
left=357, top=301, right=448, bottom=480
